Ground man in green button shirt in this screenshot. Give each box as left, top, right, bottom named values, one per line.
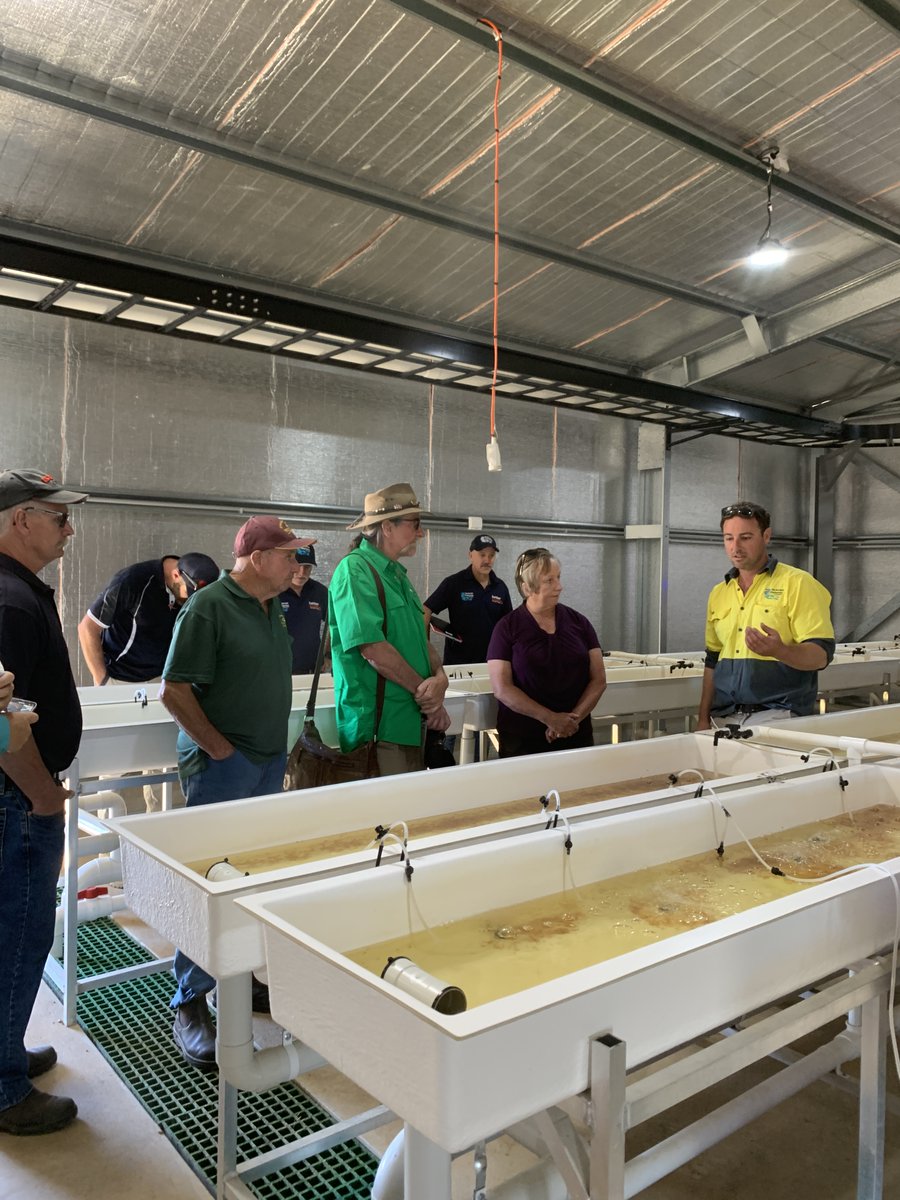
left=160, top=514, right=315, bottom=1070
left=330, top=483, right=450, bottom=775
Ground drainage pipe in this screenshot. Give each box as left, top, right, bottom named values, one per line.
left=73, top=831, right=119, bottom=858
left=76, top=855, right=122, bottom=891
left=51, top=891, right=129, bottom=957
left=623, top=1029, right=857, bottom=1197
left=215, top=973, right=325, bottom=1093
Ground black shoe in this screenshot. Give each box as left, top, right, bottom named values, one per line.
left=251, top=977, right=271, bottom=1015
left=172, top=997, right=216, bottom=1072
left=26, top=1045, right=58, bottom=1080
left=0, top=1089, right=77, bottom=1135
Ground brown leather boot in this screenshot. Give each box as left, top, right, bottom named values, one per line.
left=0, top=1089, right=77, bottom=1135
left=172, top=996, right=216, bottom=1071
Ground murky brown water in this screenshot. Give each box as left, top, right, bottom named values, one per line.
left=348, top=803, right=900, bottom=1008
left=185, top=770, right=721, bottom=877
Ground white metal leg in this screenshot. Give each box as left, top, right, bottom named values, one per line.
left=404, top=1125, right=451, bottom=1200
left=590, top=1034, right=626, bottom=1200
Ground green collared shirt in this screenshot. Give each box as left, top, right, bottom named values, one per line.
left=163, top=572, right=292, bottom=776
left=328, top=539, right=430, bottom=751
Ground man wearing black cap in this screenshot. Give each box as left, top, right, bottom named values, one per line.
left=424, top=534, right=512, bottom=666
left=278, top=544, right=330, bottom=675
left=0, top=468, right=87, bottom=1135
left=78, top=552, right=220, bottom=685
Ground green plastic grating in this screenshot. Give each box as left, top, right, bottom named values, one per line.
left=69, top=917, right=378, bottom=1199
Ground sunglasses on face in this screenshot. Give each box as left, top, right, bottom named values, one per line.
left=23, top=505, right=71, bottom=528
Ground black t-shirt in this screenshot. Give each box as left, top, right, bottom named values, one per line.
left=0, top=552, right=82, bottom=773
left=424, top=566, right=512, bottom=665
left=279, top=578, right=329, bottom=674
left=87, top=558, right=178, bottom=682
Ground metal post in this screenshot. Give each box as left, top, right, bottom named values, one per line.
left=404, top=1125, right=452, bottom=1200
left=590, top=1033, right=627, bottom=1200
left=856, top=989, right=887, bottom=1199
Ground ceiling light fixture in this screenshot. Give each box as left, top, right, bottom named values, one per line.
left=746, top=147, right=790, bottom=269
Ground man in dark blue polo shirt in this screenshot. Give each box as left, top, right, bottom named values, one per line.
left=0, top=468, right=87, bottom=1135
left=278, top=544, right=330, bottom=674
left=424, top=534, right=512, bottom=665
left=78, top=552, right=219, bottom=685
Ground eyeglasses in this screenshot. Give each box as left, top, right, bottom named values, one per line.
left=720, top=505, right=765, bottom=520
left=394, top=517, right=422, bottom=529
left=23, top=505, right=71, bottom=528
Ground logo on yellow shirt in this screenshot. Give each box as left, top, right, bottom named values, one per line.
left=763, top=587, right=784, bottom=601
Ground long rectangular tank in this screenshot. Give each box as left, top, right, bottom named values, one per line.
left=239, top=762, right=900, bottom=1152
left=110, top=734, right=818, bottom=983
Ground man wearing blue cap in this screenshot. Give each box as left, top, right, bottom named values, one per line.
left=424, top=534, right=512, bottom=666
left=278, top=544, right=330, bottom=674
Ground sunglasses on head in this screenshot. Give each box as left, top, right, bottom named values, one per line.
left=517, top=547, right=550, bottom=564
left=721, top=505, right=765, bottom=520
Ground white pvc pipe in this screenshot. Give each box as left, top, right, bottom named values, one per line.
left=623, top=1030, right=857, bottom=1197
left=76, top=856, right=122, bottom=890
left=215, top=973, right=325, bottom=1093
left=74, top=831, right=119, bottom=858
left=51, top=892, right=129, bottom=957
left=78, top=790, right=127, bottom=818
left=749, top=725, right=900, bottom=763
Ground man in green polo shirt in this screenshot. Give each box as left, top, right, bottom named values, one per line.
left=160, top=514, right=315, bottom=1070
left=330, top=482, right=450, bottom=776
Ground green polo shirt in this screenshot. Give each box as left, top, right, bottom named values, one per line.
left=162, top=572, right=292, bottom=776
left=328, top=539, right=430, bottom=751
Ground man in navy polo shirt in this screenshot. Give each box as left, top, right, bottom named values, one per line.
left=424, top=534, right=512, bottom=665
left=278, top=544, right=330, bottom=674
left=78, top=552, right=219, bottom=685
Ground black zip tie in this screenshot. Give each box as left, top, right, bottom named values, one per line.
left=668, top=772, right=678, bottom=785
left=839, top=775, right=848, bottom=791
left=694, top=784, right=705, bottom=798
left=771, top=866, right=785, bottom=876
left=564, top=835, right=572, bottom=855
left=374, top=824, right=388, bottom=867
left=539, top=794, right=548, bottom=810
left=404, top=861, right=414, bottom=882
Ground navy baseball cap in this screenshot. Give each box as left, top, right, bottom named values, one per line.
left=469, top=534, right=499, bottom=552
left=294, top=544, right=317, bottom=566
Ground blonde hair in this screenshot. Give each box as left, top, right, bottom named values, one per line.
left=514, top=547, right=559, bottom=599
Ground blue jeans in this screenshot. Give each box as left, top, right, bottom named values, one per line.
left=171, top=749, right=286, bottom=1008
left=0, top=782, right=65, bottom=1111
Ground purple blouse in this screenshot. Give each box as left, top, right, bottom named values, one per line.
left=487, top=603, right=601, bottom=738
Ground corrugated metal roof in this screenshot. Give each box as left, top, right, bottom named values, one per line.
left=1, top=0, right=900, bottom=439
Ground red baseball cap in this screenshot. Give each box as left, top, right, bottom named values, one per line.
left=234, top=516, right=316, bottom=557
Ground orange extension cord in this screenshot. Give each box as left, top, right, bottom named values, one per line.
left=477, top=17, right=503, bottom=443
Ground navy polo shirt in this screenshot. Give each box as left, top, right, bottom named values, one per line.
left=279, top=578, right=329, bottom=674
left=425, top=566, right=512, bottom=665
left=0, top=552, right=82, bottom=773
left=87, top=557, right=180, bottom=682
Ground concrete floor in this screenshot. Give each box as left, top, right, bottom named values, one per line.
left=4, top=971, right=898, bottom=1199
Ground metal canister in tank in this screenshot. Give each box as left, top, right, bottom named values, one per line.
left=381, top=956, right=467, bottom=1014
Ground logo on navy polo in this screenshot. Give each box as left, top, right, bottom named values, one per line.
left=490, top=594, right=504, bottom=604
left=308, top=601, right=321, bottom=611
left=460, top=591, right=474, bottom=602
left=281, top=601, right=290, bottom=612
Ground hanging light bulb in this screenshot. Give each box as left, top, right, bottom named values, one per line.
left=746, top=147, right=791, bottom=269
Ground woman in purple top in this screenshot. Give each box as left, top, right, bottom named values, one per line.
left=487, top=548, right=607, bottom=757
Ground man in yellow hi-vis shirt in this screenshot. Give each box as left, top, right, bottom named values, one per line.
left=697, top=502, right=834, bottom=730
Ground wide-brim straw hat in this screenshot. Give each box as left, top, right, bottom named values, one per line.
left=347, top=482, right=431, bottom=530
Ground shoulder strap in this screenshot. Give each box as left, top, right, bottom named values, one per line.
left=363, top=560, right=388, bottom=741
left=304, top=617, right=329, bottom=720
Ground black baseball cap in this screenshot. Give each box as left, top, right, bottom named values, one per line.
left=469, top=534, right=499, bottom=552
left=294, top=544, right=317, bottom=566
left=177, top=553, right=220, bottom=596
left=0, top=468, right=88, bottom=508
